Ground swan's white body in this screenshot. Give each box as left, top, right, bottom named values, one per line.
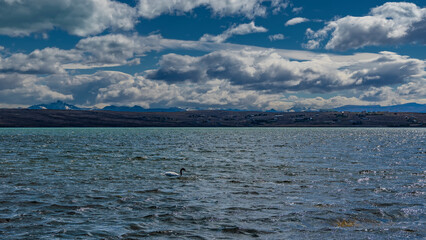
left=164, top=168, right=186, bottom=177
left=164, top=171, right=180, bottom=177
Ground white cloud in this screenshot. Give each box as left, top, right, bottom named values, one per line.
left=305, top=2, right=426, bottom=50
left=360, top=86, right=399, bottom=103
left=200, top=21, right=267, bottom=43
left=95, top=72, right=182, bottom=108
left=268, top=33, right=285, bottom=41
left=75, top=33, right=241, bottom=66
left=292, top=7, right=303, bottom=14
left=73, top=33, right=353, bottom=64
left=285, top=17, right=309, bottom=26
left=396, top=77, right=426, bottom=100
left=146, top=50, right=425, bottom=94
left=288, top=96, right=367, bottom=111
left=0, top=32, right=424, bottom=109
left=0, top=33, right=217, bottom=73
left=0, top=73, right=73, bottom=105
left=303, top=39, right=320, bottom=50
left=94, top=71, right=288, bottom=110
left=0, top=33, right=228, bottom=74
left=0, top=0, right=137, bottom=36
left=271, top=0, right=290, bottom=14
left=137, top=0, right=287, bottom=19
left=0, top=33, right=340, bottom=74
left=75, top=34, right=153, bottom=65
left=0, top=48, right=82, bottom=74
left=90, top=70, right=426, bottom=110
left=1, top=60, right=424, bottom=110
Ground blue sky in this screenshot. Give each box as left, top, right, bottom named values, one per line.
left=0, top=0, right=424, bottom=110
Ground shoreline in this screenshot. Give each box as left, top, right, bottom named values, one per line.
left=0, top=109, right=424, bottom=128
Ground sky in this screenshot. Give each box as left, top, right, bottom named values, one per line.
left=0, top=0, right=425, bottom=111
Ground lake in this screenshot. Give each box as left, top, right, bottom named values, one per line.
left=0, top=128, right=424, bottom=239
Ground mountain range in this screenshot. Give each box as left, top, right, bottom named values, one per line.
left=28, top=101, right=84, bottom=110
left=102, top=105, right=185, bottom=112
left=28, top=101, right=184, bottom=112
left=333, top=103, right=426, bottom=113
left=27, top=101, right=426, bottom=113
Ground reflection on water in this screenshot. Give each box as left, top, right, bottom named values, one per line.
left=0, top=128, right=424, bottom=239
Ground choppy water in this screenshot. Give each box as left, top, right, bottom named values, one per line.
left=0, top=128, right=424, bottom=239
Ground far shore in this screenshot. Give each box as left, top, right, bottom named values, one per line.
left=0, top=109, right=424, bottom=128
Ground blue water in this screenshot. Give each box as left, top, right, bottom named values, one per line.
left=0, top=128, right=424, bottom=239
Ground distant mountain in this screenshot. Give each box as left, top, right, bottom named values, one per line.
left=287, top=106, right=315, bottom=112
left=27, top=101, right=185, bottom=112
left=26, top=102, right=426, bottom=113
left=102, top=105, right=185, bottom=112
left=334, top=103, right=426, bottom=113
left=28, top=101, right=81, bottom=110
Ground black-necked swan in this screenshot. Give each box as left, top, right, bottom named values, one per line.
left=165, top=168, right=186, bottom=177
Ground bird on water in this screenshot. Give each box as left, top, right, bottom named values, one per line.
left=165, top=168, right=186, bottom=177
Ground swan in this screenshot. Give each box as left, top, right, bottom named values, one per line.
left=164, top=168, right=186, bottom=177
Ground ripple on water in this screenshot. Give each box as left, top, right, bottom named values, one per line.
left=0, top=128, right=424, bottom=239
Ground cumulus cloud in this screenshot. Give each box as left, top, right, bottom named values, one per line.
left=0, top=33, right=222, bottom=74
left=285, top=17, right=309, bottom=26
left=93, top=70, right=424, bottom=110
left=95, top=72, right=182, bottom=108
left=91, top=65, right=425, bottom=109
left=0, top=71, right=142, bottom=106
left=396, top=77, right=426, bottom=100
left=1, top=59, right=424, bottom=109
left=360, top=86, right=399, bottom=103
left=359, top=80, right=426, bottom=105
left=305, top=2, right=426, bottom=50
left=268, top=33, right=285, bottom=41
left=200, top=22, right=267, bottom=43
left=0, top=48, right=81, bottom=74
left=13, top=70, right=282, bottom=110
left=74, top=33, right=241, bottom=66
left=75, top=34, right=153, bottom=65
left=349, top=51, right=424, bottom=87
left=0, top=32, right=337, bottom=75
left=288, top=95, right=368, bottom=111
left=0, top=33, right=424, bottom=109
left=73, top=33, right=369, bottom=66
left=0, top=73, right=72, bottom=105
left=146, top=50, right=425, bottom=94
left=0, top=0, right=137, bottom=36
left=0, top=33, right=230, bottom=76
left=138, top=0, right=288, bottom=19
left=94, top=71, right=287, bottom=110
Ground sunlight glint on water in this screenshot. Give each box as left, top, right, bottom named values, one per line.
left=0, top=128, right=424, bottom=239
